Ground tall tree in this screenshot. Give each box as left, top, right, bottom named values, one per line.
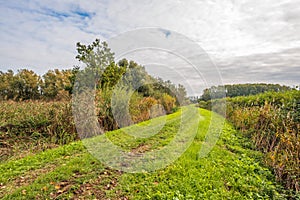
left=42, top=69, right=72, bottom=99
left=13, top=69, right=41, bottom=100
left=0, top=70, right=15, bottom=100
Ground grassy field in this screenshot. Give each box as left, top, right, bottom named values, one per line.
left=0, top=107, right=286, bottom=199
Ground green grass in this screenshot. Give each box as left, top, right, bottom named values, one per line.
left=0, top=107, right=285, bottom=199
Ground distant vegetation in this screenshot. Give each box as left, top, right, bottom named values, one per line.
left=199, top=83, right=293, bottom=101
left=199, top=90, right=300, bottom=195
left=0, top=40, right=187, bottom=103
left=0, top=69, right=72, bottom=101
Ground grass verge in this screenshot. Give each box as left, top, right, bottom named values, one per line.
left=1, top=108, right=286, bottom=199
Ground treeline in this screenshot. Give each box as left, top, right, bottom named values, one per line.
left=0, top=41, right=187, bottom=103
left=199, top=90, right=300, bottom=196
left=0, top=39, right=188, bottom=132
left=0, top=66, right=186, bottom=103
left=0, top=69, right=73, bottom=101
left=200, top=83, right=292, bottom=101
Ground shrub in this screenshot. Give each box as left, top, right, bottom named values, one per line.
left=160, top=93, right=176, bottom=114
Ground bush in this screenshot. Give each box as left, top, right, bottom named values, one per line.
left=160, top=93, right=176, bottom=114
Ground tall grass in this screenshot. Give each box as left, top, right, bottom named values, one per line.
left=0, top=100, right=76, bottom=142
left=0, top=96, right=178, bottom=161
left=201, top=90, right=300, bottom=193
left=0, top=100, right=76, bottom=160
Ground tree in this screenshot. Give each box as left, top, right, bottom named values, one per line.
left=13, top=69, right=41, bottom=100
left=73, top=39, right=186, bottom=131
left=42, top=69, right=72, bottom=100
left=74, top=39, right=118, bottom=131
left=76, top=39, right=114, bottom=77
left=0, top=70, right=15, bottom=100
left=74, top=39, right=116, bottom=91
left=65, top=66, right=80, bottom=95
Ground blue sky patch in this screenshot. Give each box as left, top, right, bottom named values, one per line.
left=72, top=9, right=94, bottom=19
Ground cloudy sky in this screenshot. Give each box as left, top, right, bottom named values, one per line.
left=1, top=0, right=299, bottom=95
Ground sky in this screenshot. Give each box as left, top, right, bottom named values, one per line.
left=1, top=0, right=300, bottom=95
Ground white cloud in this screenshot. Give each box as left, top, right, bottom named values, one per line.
left=0, top=0, right=299, bottom=94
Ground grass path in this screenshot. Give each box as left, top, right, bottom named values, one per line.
left=0, top=108, right=284, bottom=199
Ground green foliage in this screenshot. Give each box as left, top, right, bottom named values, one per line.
left=0, top=69, right=42, bottom=100
left=0, top=38, right=188, bottom=107
left=41, top=69, right=72, bottom=100
left=14, top=69, right=42, bottom=100
left=203, top=90, right=300, bottom=194
left=0, top=69, right=73, bottom=101
left=0, top=70, right=16, bottom=100
left=76, top=39, right=114, bottom=69
left=200, top=83, right=293, bottom=101
left=64, top=66, right=80, bottom=95
left=73, top=39, right=186, bottom=131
